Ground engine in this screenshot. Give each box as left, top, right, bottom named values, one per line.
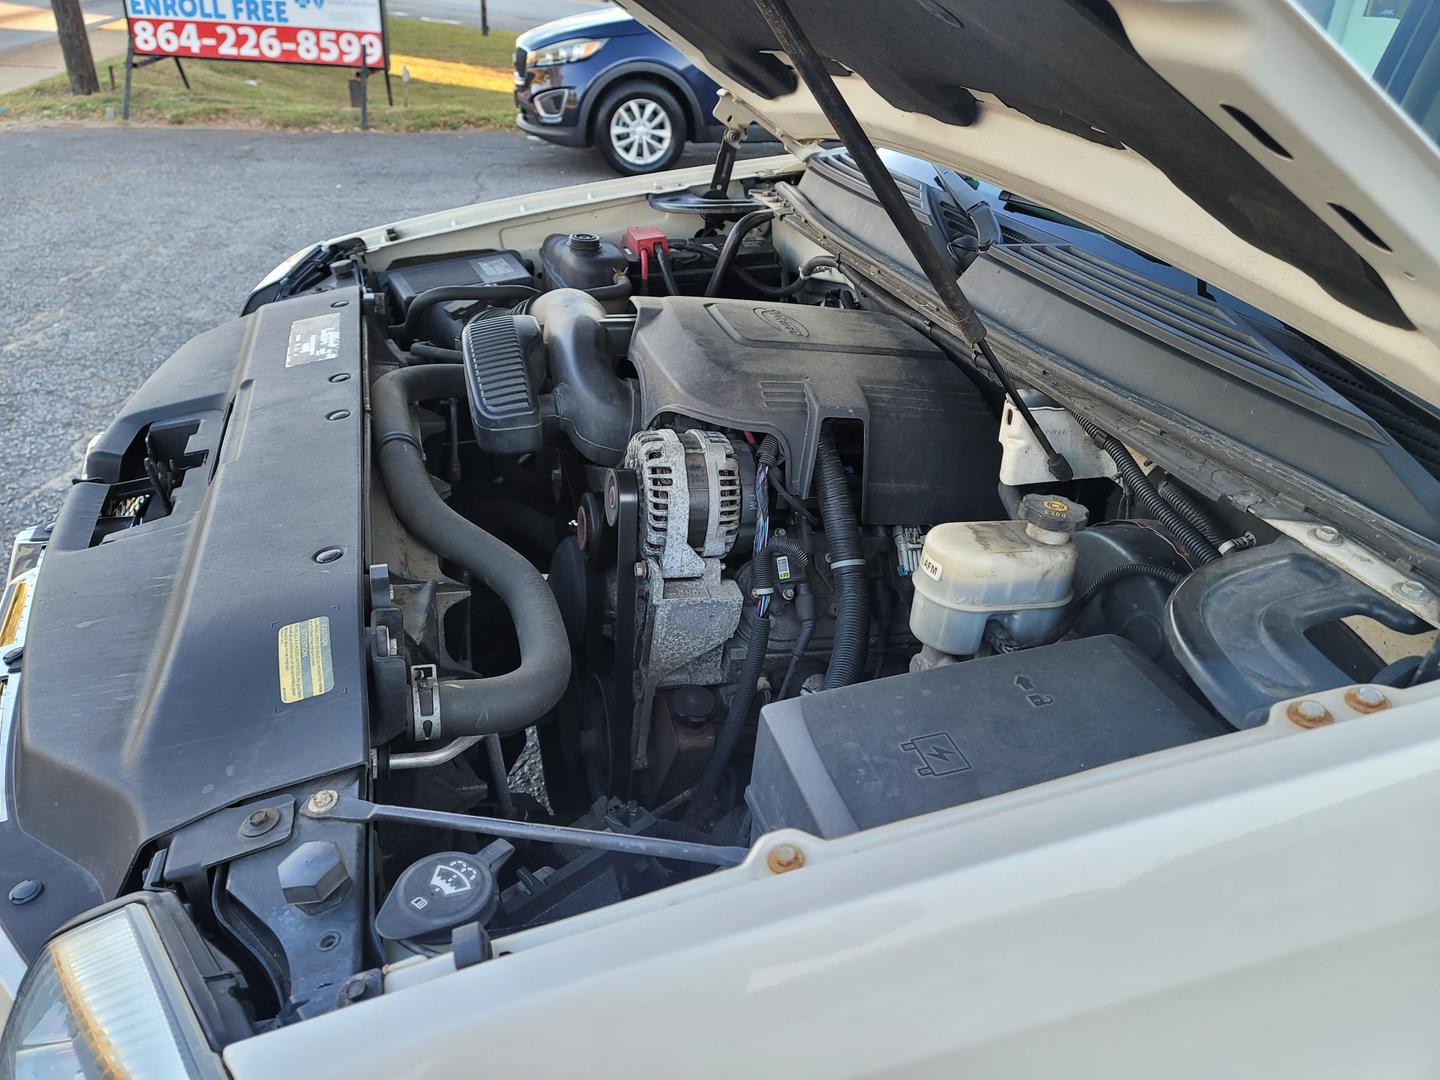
left=352, top=210, right=1422, bottom=956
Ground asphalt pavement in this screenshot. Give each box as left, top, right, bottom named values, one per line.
left=0, top=125, right=747, bottom=551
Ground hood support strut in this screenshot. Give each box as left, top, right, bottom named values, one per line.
left=752, top=0, right=1072, bottom=482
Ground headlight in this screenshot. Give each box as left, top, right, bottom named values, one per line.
left=0, top=906, right=223, bottom=1079
left=252, top=243, right=317, bottom=292
left=526, top=37, right=606, bottom=67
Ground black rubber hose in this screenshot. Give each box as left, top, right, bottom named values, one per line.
left=778, top=584, right=816, bottom=699
left=655, top=248, right=681, bottom=296
left=704, top=209, right=774, bottom=296
left=815, top=433, right=870, bottom=688
left=731, top=255, right=842, bottom=298
left=1075, top=416, right=1221, bottom=565
left=583, top=279, right=633, bottom=303
left=1031, top=562, right=1188, bottom=648
left=693, top=606, right=771, bottom=812
left=1157, top=480, right=1225, bottom=547
left=389, top=285, right=540, bottom=346
left=372, top=364, right=571, bottom=737
left=530, top=289, right=638, bottom=465
left=410, top=342, right=462, bottom=364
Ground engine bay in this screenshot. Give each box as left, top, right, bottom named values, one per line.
left=339, top=160, right=1433, bottom=978
left=13, top=152, right=1437, bottom=1033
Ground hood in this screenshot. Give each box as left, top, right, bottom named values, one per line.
left=619, top=0, right=1440, bottom=406
left=516, top=5, right=645, bottom=50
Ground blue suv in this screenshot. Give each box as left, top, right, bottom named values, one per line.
left=514, top=6, right=730, bottom=175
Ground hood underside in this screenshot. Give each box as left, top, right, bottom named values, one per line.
left=621, top=0, right=1440, bottom=406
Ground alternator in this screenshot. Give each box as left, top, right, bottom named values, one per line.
left=624, top=428, right=741, bottom=578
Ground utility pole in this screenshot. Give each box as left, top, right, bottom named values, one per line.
left=49, top=0, right=99, bottom=94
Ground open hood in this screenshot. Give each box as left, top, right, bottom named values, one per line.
left=620, top=0, right=1440, bottom=407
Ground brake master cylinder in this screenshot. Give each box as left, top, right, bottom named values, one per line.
left=909, top=494, right=1087, bottom=668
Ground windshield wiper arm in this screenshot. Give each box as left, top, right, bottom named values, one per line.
left=752, top=0, right=1072, bottom=482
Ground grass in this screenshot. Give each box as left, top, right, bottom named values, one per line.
left=0, top=18, right=518, bottom=131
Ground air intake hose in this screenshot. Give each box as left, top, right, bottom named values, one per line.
left=372, top=364, right=571, bottom=737
left=530, top=289, right=637, bottom=465
left=815, top=433, right=870, bottom=688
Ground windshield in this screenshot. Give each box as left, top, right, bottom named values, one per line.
left=1298, top=0, right=1440, bottom=143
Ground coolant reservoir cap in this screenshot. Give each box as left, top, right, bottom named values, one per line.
left=1018, top=494, right=1087, bottom=535
left=567, top=232, right=602, bottom=254
left=375, top=846, right=509, bottom=943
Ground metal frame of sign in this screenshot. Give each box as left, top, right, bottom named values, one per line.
left=119, top=0, right=392, bottom=128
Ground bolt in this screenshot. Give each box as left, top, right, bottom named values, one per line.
left=240, top=807, right=281, bottom=838
left=278, top=840, right=350, bottom=906
left=1396, top=580, right=1430, bottom=602
left=1311, top=525, right=1340, bottom=545
left=8, top=879, right=43, bottom=906
left=306, top=789, right=339, bottom=815
left=1345, top=686, right=1391, bottom=713
left=782, top=587, right=796, bottom=601
left=766, top=843, right=805, bottom=874
left=313, top=547, right=344, bottom=564
left=326, top=409, right=351, bottom=422
left=1286, top=699, right=1334, bottom=729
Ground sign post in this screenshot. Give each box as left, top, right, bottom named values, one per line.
left=120, top=0, right=387, bottom=124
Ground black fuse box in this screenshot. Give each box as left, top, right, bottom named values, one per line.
left=747, top=635, right=1230, bottom=839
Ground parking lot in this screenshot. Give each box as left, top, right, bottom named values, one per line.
left=0, top=126, right=746, bottom=550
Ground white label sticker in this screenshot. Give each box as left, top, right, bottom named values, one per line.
left=285, top=313, right=342, bottom=367
left=920, top=554, right=943, bottom=581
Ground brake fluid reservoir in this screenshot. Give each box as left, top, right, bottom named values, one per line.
left=909, top=494, right=1087, bottom=658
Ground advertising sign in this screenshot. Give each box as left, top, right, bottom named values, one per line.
left=123, top=0, right=386, bottom=69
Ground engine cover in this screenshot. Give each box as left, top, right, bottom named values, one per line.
left=627, top=297, right=1002, bottom=524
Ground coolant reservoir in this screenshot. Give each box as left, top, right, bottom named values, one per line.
left=909, top=494, right=1087, bottom=659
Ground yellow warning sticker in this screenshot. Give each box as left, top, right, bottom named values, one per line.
left=278, top=617, right=334, bottom=703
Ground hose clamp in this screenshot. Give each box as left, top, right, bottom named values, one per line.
left=829, top=558, right=867, bottom=571
left=378, top=430, right=425, bottom=454
left=410, top=664, right=442, bottom=741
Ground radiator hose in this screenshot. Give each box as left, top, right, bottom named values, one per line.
left=815, top=433, right=870, bottom=687
left=372, top=364, right=571, bottom=737
left=1076, top=416, right=1221, bottom=565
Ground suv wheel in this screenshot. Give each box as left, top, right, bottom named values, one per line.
left=595, top=84, right=686, bottom=175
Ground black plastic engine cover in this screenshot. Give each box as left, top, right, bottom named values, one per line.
left=627, top=297, right=1001, bottom=524
left=1, top=289, right=368, bottom=954
left=748, top=635, right=1227, bottom=838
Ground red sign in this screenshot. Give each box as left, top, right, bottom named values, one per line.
left=124, top=0, right=385, bottom=68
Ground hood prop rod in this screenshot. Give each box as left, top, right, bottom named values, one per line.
left=302, top=793, right=750, bottom=868
left=752, top=0, right=1072, bottom=482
